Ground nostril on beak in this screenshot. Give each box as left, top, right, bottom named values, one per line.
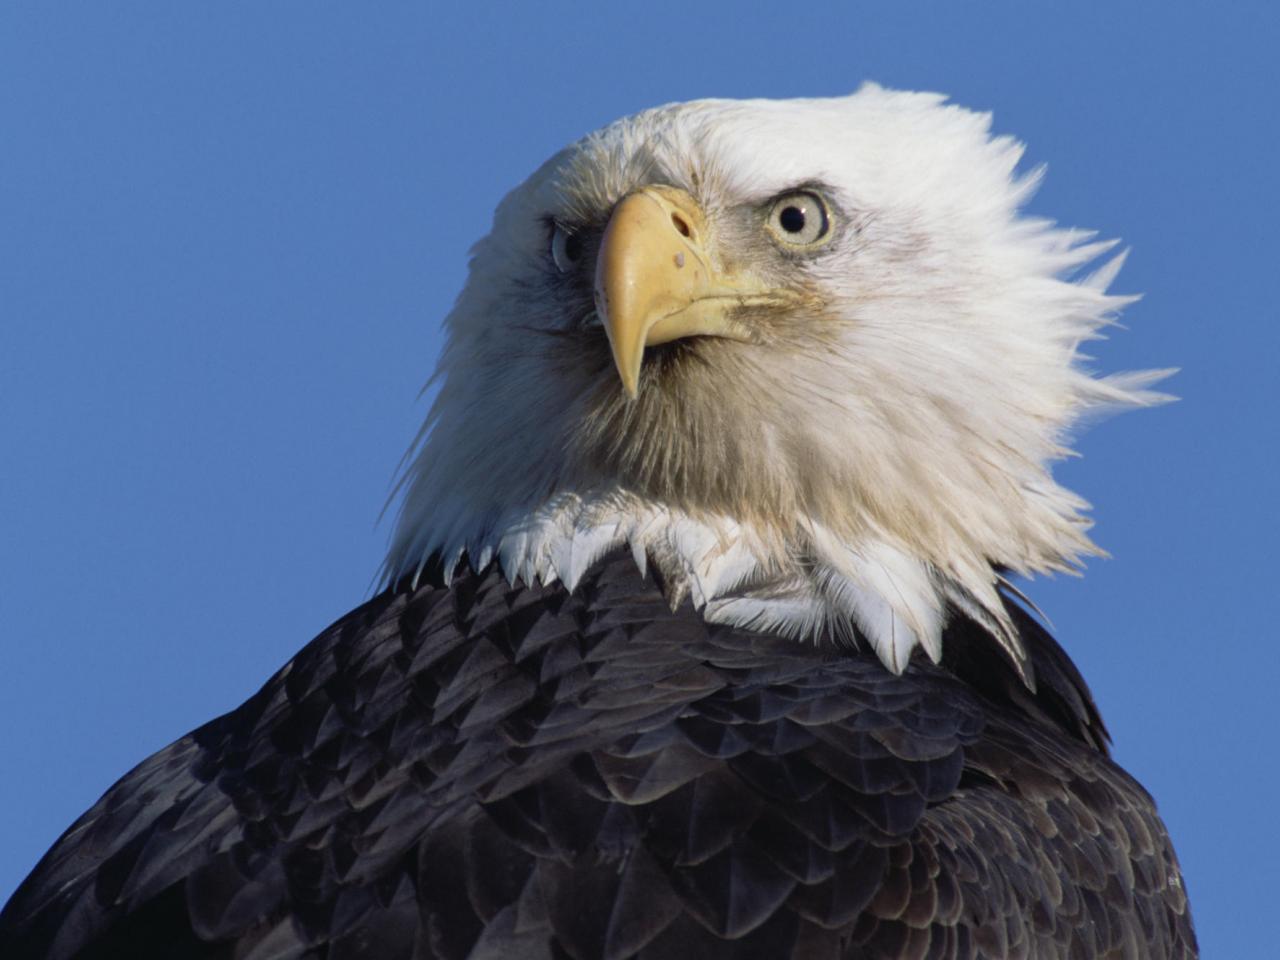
left=671, top=212, right=692, bottom=239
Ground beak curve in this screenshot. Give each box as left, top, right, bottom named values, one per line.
left=593, top=186, right=789, bottom=398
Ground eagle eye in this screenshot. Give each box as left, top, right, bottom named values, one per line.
left=550, top=224, right=584, bottom=273
left=765, top=191, right=831, bottom=248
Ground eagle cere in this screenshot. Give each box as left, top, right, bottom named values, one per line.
left=0, top=86, right=1196, bottom=959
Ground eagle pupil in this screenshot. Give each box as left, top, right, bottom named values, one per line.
left=564, top=234, right=583, bottom=261
left=779, top=206, right=806, bottom=233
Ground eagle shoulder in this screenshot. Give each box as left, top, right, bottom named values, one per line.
left=0, top=553, right=1196, bottom=959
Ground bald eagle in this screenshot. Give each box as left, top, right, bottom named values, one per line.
left=0, top=87, right=1196, bottom=959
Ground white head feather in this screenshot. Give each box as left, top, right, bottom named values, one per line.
left=385, top=85, right=1171, bottom=678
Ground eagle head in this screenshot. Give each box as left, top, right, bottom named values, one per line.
left=386, top=86, right=1170, bottom=677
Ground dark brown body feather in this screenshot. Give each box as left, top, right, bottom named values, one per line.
left=0, top=553, right=1196, bottom=958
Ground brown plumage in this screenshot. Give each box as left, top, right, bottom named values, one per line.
left=0, top=555, right=1195, bottom=958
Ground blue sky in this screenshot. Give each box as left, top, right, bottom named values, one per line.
left=1, top=4, right=1275, bottom=955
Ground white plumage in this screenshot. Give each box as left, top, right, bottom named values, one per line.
left=387, top=85, right=1171, bottom=676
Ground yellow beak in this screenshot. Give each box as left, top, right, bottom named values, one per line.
left=593, top=186, right=792, bottom=398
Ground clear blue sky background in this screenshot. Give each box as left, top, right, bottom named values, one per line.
left=1, top=4, right=1275, bottom=955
